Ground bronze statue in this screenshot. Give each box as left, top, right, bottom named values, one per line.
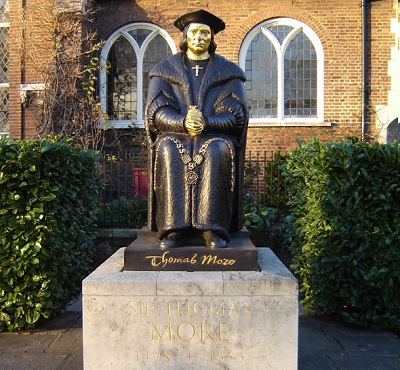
left=145, top=10, right=248, bottom=249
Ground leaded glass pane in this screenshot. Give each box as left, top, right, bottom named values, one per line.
left=268, top=25, right=293, bottom=44
left=0, top=87, right=8, bottom=132
left=107, top=36, right=137, bottom=120
left=0, top=0, right=9, bottom=24
left=142, top=34, right=173, bottom=116
left=284, top=31, right=317, bottom=117
left=245, top=32, right=278, bottom=118
left=0, top=27, right=8, bottom=83
left=128, top=29, right=152, bottom=47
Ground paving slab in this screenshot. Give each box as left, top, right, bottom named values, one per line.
left=298, top=314, right=341, bottom=370
left=0, top=332, right=58, bottom=353
left=0, top=353, right=71, bottom=370
left=298, top=313, right=400, bottom=370
left=0, top=312, right=83, bottom=370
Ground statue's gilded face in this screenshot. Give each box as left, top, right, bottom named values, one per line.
left=186, top=23, right=212, bottom=56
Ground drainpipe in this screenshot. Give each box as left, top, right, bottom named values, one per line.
left=21, top=0, right=27, bottom=139
left=361, top=0, right=368, bottom=141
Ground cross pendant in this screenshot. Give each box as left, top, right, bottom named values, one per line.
left=192, top=65, right=203, bottom=77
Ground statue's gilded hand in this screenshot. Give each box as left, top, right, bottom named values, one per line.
left=185, top=106, right=205, bottom=136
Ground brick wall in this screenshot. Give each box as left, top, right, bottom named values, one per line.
left=9, top=0, right=54, bottom=138
left=8, top=0, right=397, bottom=153
left=8, top=0, right=23, bottom=137
left=368, top=0, right=395, bottom=140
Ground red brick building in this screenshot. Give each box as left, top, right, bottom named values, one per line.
left=4, top=0, right=400, bottom=153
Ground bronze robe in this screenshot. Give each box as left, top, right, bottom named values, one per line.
left=145, top=52, right=248, bottom=241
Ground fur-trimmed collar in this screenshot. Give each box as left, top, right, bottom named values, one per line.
left=149, top=52, right=246, bottom=89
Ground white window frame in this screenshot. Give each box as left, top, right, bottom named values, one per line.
left=239, top=18, right=328, bottom=127
left=0, top=8, right=9, bottom=135
left=99, top=23, right=177, bottom=129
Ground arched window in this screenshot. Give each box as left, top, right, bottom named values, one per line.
left=0, top=0, right=9, bottom=134
left=100, top=23, right=177, bottom=128
left=386, top=118, right=400, bottom=143
left=239, top=18, right=324, bottom=126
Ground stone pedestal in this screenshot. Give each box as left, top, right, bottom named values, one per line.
left=82, top=248, right=298, bottom=370
left=124, top=228, right=259, bottom=271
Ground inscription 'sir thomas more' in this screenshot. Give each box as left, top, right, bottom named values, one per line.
left=129, top=300, right=251, bottom=364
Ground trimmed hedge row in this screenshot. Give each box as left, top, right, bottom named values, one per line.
left=283, top=139, right=399, bottom=331
left=0, top=137, right=101, bottom=331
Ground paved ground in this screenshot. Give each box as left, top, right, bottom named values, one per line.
left=298, top=312, right=399, bottom=370
left=0, top=299, right=398, bottom=370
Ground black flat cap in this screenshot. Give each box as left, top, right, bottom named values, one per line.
left=174, top=9, right=225, bottom=34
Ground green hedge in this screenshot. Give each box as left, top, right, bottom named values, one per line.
left=283, top=139, right=399, bottom=331
left=0, top=137, right=101, bottom=331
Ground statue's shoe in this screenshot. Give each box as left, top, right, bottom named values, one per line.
left=159, top=232, right=186, bottom=248
left=202, top=231, right=229, bottom=249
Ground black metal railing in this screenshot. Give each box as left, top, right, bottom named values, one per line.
left=97, top=149, right=148, bottom=228
left=244, top=151, right=288, bottom=215
left=97, top=150, right=287, bottom=229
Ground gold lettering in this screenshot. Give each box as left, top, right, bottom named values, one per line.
left=212, top=352, right=225, bottom=362
left=218, top=322, right=230, bottom=342
left=193, top=301, right=207, bottom=316
left=129, top=302, right=137, bottom=315
left=211, top=352, right=244, bottom=363
left=151, top=322, right=172, bottom=341
left=228, top=303, right=240, bottom=315
left=167, top=301, right=172, bottom=316
left=167, top=301, right=178, bottom=316
left=146, top=302, right=155, bottom=315
left=244, top=303, right=251, bottom=315
left=177, top=322, right=196, bottom=341
left=209, top=302, right=225, bottom=316
left=200, top=321, right=214, bottom=341
left=225, top=351, right=234, bottom=362
left=200, top=255, right=236, bottom=265
left=156, top=352, right=170, bottom=363
left=130, top=302, right=155, bottom=316
left=201, top=255, right=218, bottom=264
left=136, top=352, right=171, bottom=363
left=145, top=251, right=168, bottom=267
left=145, top=252, right=198, bottom=267
left=151, top=320, right=231, bottom=343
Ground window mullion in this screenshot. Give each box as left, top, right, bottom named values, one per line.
left=277, top=46, right=284, bottom=121
left=99, top=67, right=107, bottom=121
left=137, top=50, right=144, bottom=123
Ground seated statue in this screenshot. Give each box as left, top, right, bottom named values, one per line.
left=145, top=10, right=248, bottom=249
